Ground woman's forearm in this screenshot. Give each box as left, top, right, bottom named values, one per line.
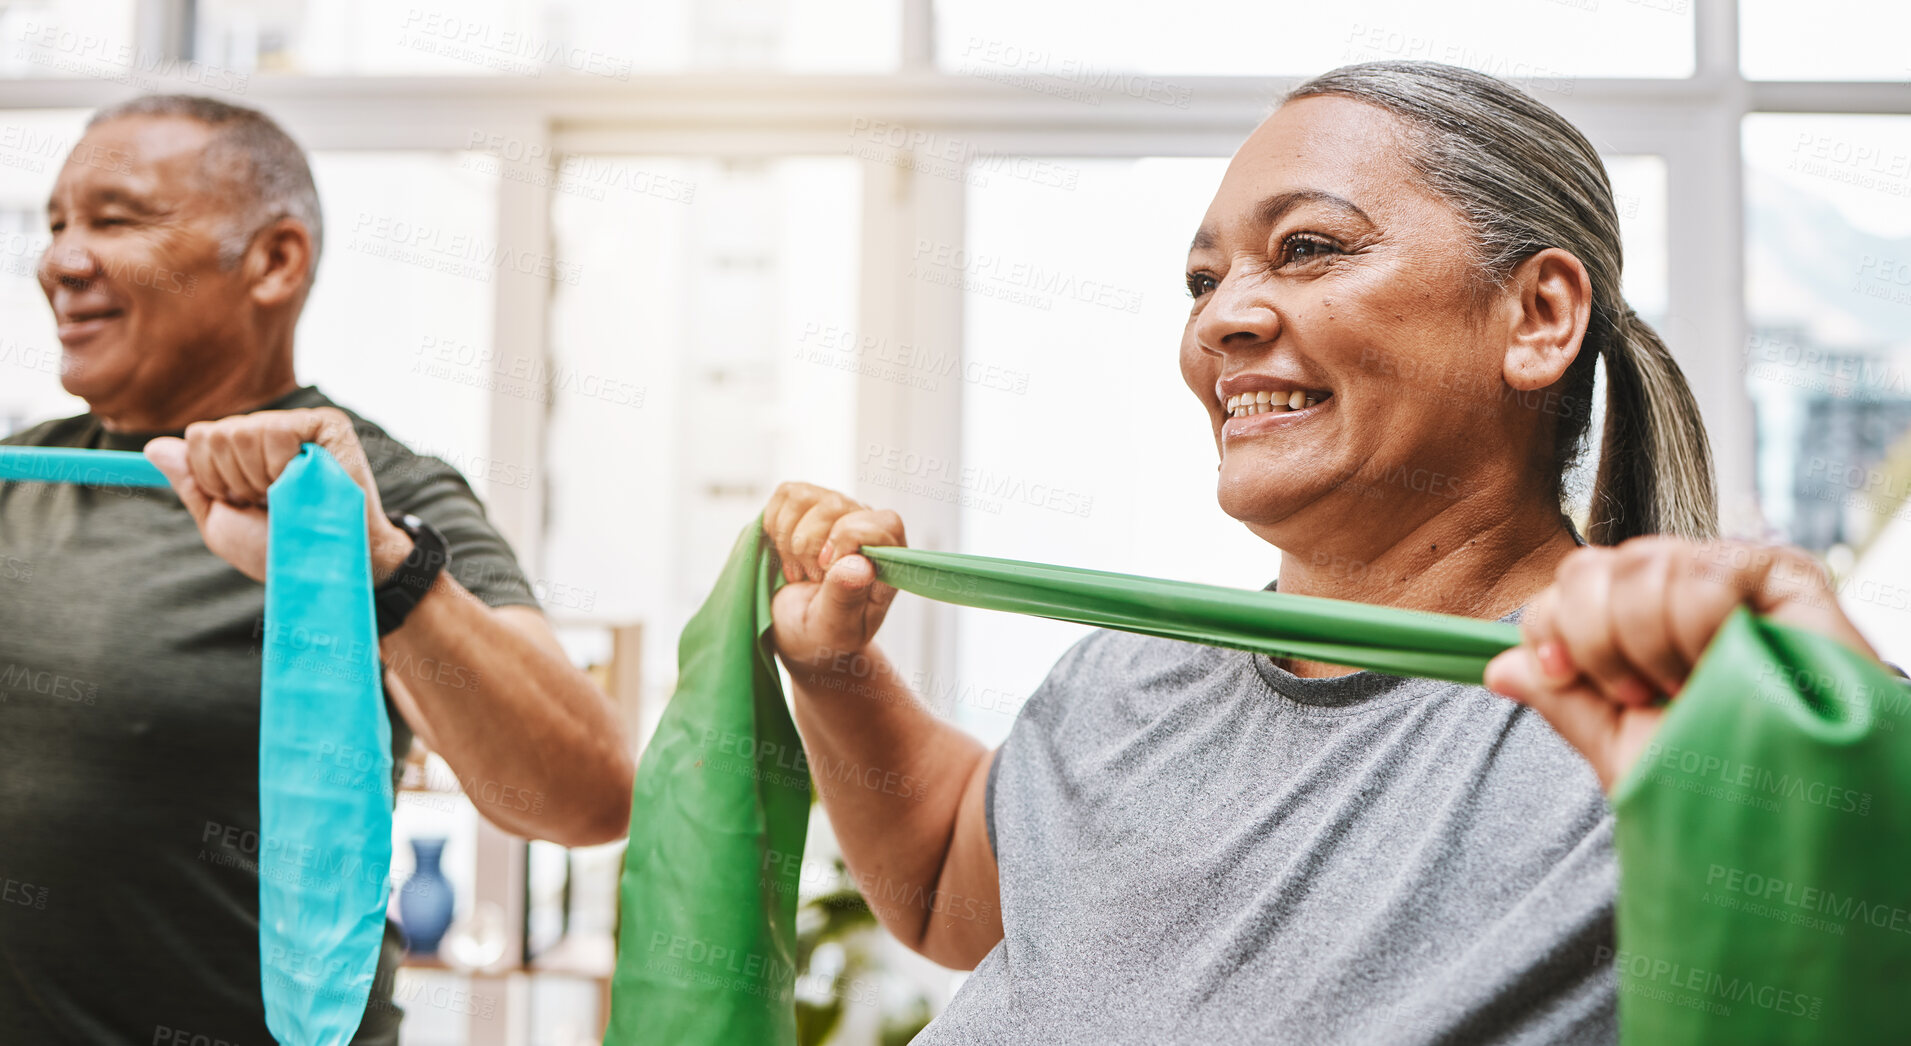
left=786, top=641, right=1002, bottom=963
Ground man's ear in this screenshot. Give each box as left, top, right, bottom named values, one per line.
left=245, top=217, right=314, bottom=309
left=1501, top=247, right=1593, bottom=391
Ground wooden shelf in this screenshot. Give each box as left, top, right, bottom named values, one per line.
left=398, top=952, right=456, bottom=971
left=397, top=933, right=613, bottom=981
left=529, top=934, right=616, bottom=980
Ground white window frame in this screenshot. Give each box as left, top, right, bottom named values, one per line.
left=4, top=0, right=1902, bottom=556
left=5, top=0, right=1906, bottom=1039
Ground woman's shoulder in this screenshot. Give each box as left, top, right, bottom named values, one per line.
left=1047, top=627, right=1240, bottom=692
left=1009, top=628, right=1247, bottom=737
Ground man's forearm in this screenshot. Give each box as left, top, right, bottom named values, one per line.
left=380, top=573, right=634, bottom=845
left=786, top=641, right=993, bottom=951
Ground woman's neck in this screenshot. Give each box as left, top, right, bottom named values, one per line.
left=1271, top=495, right=1580, bottom=678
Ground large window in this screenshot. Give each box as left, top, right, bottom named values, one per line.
left=0, top=2, right=141, bottom=80
left=1739, top=0, right=1911, bottom=81
left=543, top=156, right=863, bottom=715
left=3, top=0, right=1908, bottom=1040
left=300, top=152, right=499, bottom=467
left=936, top=0, right=1693, bottom=79
left=0, top=108, right=86, bottom=432
left=1742, top=113, right=1911, bottom=668
left=953, top=157, right=1251, bottom=740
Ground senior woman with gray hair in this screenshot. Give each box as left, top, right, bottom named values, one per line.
left=760, top=61, right=1886, bottom=1043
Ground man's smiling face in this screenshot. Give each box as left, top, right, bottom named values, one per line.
left=39, top=114, right=256, bottom=425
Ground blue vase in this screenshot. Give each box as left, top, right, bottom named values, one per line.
left=398, top=836, right=455, bottom=956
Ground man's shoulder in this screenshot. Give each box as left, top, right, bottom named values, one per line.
left=1, top=412, right=97, bottom=447
left=299, top=389, right=537, bottom=607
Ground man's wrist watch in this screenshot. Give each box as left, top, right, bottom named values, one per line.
left=375, top=512, right=450, bottom=637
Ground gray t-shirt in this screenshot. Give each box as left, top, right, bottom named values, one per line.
left=920, top=624, right=1616, bottom=1045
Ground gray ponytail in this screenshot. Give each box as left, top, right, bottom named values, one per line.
left=1591, top=309, right=1718, bottom=543
left=1287, top=61, right=1718, bottom=544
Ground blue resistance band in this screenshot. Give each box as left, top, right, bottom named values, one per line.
left=0, top=444, right=393, bottom=1046
left=0, top=446, right=173, bottom=487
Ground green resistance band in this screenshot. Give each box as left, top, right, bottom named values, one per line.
left=1, top=445, right=391, bottom=1046
left=1610, top=611, right=1911, bottom=1043
left=604, top=519, right=1910, bottom=1046
left=862, top=545, right=1519, bottom=684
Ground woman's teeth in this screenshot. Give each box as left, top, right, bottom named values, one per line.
left=1226, top=390, right=1320, bottom=418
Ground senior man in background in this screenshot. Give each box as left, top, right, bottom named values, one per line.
left=0, top=96, right=634, bottom=1043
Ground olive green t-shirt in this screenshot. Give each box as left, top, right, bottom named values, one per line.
left=0, top=386, right=538, bottom=1044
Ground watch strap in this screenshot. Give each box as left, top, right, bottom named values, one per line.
left=374, top=512, right=449, bottom=636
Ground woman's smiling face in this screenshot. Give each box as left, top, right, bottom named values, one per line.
left=1182, top=94, right=1533, bottom=545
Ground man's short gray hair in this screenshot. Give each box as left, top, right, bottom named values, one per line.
left=88, top=94, right=323, bottom=282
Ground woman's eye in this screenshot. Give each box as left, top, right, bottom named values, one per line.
left=1280, top=234, right=1340, bottom=266
left=1186, top=272, right=1217, bottom=299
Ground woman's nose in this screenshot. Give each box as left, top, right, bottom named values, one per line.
left=1193, top=271, right=1280, bottom=357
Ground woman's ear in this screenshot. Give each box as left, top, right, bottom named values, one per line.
left=1501, top=247, right=1593, bottom=391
